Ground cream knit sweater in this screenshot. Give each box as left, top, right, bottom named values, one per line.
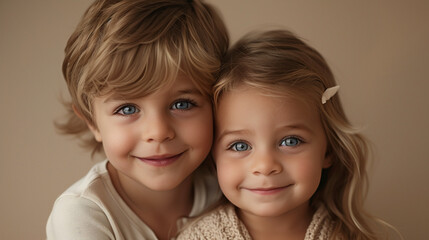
left=177, top=204, right=333, bottom=240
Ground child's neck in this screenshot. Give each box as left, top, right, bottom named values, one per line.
left=238, top=203, right=313, bottom=240
left=107, top=162, right=193, bottom=240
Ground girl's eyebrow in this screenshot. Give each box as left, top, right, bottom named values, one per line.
left=216, top=124, right=315, bottom=142
left=216, top=129, right=252, bottom=142
left=278, top=124, right=315, bottom=135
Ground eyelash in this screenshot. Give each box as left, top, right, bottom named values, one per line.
left=114, top=104, right=139, bottom=116
left=171, top=98, right=198, bottom=110
left=226, top=136, right=305, bottom=151
left=280, top=136, right=304, bottom=147
left=227, top=140, right=251, bottom=152
left=113, top=98, right=198, bottom=116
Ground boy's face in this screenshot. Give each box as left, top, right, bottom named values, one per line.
left=89, top=76, right=213, bottom=191
left=213, top=85, right=331, bottom=221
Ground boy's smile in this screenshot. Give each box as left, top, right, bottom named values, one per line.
left=133, top=151, right=186, bottom=167
left=88, top=76, right=213, bottom=192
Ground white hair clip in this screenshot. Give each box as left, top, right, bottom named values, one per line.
left=321, top=85, right=340, bottom=104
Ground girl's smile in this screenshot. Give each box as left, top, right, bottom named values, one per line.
left=213, top=85, right=331, bottom=218
left=242, top=185, right=292, bottom=195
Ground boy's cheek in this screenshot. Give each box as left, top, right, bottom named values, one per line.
left=100, top=130, right=134, bottom=157
left=88, top=126, right=102, bottom=142
left=181, top=114, right=213, bottom=146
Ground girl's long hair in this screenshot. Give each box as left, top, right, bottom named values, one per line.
left=214, top=29, right=393, bottom=239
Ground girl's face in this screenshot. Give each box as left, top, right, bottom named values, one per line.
left=213, top=85, right=331, bottom=220
left=89, top=76, right=213, bottom=191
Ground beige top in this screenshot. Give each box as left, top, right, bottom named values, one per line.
left=177, top=204, right=334, bottom=240
left=46, top=160, right=221, bottom=240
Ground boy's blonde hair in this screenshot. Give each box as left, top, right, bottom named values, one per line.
left=58, top=0, right=229, bottom=155
left=214, top=30, right=381, bottom=239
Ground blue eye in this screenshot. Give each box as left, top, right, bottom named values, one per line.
left=280, top=137, right=301, bottom=147
left=116, top=105, right=138, bottom=115
left=230, top=142, right=251, bottom=151
left=171, top=99, right=195, bottom=110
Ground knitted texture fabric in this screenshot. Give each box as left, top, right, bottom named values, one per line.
left=304, top=205, right=334, bottom=239
left=177, top=204, right=333, bottom=240
left=177, top=204, right=251, bottom=240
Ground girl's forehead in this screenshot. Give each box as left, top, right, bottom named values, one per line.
left=217, top=84, right=321, bottom=123
left=220, top=85, right=312, bottom=113
left=215, top=86, right=325, bottom=139
left=221, top=84, right=309, bottom=104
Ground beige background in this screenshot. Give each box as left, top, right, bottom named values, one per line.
left=1, top=0, right=428, bottom=239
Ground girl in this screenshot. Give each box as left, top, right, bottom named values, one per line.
left=46, top=0, right=228, bottom=239
left=178, top=30, right=397, bottom=239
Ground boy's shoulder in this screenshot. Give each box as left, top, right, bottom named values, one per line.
left=46, top=160, right=116, bottom=239
left=189, top=166, right=222, bottom=217
left=178, top=204, right=251, bottom=240
left=60, top=160, right=110, bottom=198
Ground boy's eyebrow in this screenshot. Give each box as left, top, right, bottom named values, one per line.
left=103, top=95, right=126, bottom=103
left=102, top=88, right=203, bottom=103
left=176, top=88, right=203, bottom=95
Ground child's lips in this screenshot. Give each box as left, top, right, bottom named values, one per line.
left=136, top=151, right=185, bottom=167
left=244, top=185, right=292, bottom=195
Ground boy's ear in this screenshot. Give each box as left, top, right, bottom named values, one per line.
left=72, top=105, right=102, bottom=142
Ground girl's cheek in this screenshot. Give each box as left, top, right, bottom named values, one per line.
left=216, top=158, right=238, bottom=184
left=291, top=157, right=323, bottom=183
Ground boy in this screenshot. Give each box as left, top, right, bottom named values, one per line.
left=46, top=0, right=229, bottom=239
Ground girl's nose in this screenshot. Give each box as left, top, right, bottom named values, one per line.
left=142, top=113, right=175, bottom=143
left=251, top=150, right=283, bottom=176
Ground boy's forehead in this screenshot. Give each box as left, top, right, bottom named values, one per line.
left=96, top=74, right=204, bottom=101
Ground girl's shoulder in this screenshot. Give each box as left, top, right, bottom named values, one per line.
left=304, top=205, right=335, bottom=240
left=178, top=204, right=251, bottom=240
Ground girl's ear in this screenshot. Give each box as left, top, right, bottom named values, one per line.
left=72, top=105, right=102, bottom=142
left=323, top=151, right=333, bottom=169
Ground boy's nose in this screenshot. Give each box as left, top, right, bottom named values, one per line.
left=142, top=114, right=175, bottom=143
left=251, top=150, right=282, bottom=176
